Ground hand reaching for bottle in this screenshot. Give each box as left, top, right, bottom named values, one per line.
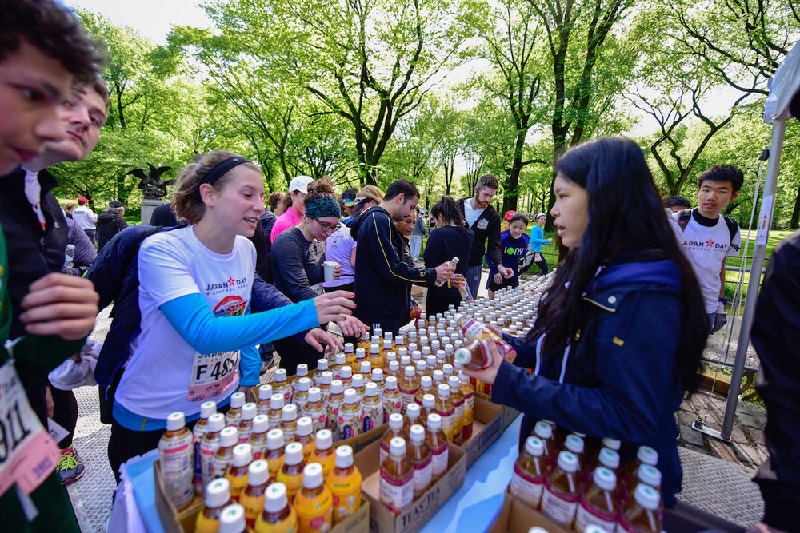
left=460, top=338, right=504, bottom=385
left=313, top=290, right=355, bottom=324
left=434, top=262, right=455, bottom=284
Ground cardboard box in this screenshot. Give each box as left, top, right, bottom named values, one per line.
left=355, top=438, right=467, bottom=533
left=338, top=422, right=387, bottom=454
left=154, top=460, right=370, bottom=533
left=461, top=397, right=504, bottom=467
left=502, top=405, right=520, bottom=429
left=489, top=492, right=570, bottom=533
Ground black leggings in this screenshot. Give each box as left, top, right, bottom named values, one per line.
left=49, top=385, right=79, bottom=449
left=108, top=422, right=166, bottom=485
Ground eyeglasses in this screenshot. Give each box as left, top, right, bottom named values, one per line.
left=315, top=219, right=341, bottom=232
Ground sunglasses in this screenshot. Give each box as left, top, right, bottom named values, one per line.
left=315, top=219, right=342, bottom=232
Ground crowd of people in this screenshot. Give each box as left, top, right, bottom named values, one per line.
left=1, top=2, right=798, bottom=532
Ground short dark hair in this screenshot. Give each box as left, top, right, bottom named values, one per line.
left=430, top=196, right=465, bottom=229
left=0, top=0, right=106, bottom=84
left=268, top=191, right=285, bottom=212
left=697, top=165, right=744, bottom=192
left=509, top=213, right=529, bottom=226
left=663, top=196, right=691, bottom=209
left=476, top=173, right=499, bottom=191
left=82, top=73, right=110, bottom=109
left=384, top=179, right=419, bottom=202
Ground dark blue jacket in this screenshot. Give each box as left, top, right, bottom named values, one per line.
left=493, top=259, right=685, bottom=505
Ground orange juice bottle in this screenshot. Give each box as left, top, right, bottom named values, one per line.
left=267, top=393, right=284, bottom=430
left=316, top=371, right=332, bottom=403
left=368, top=343, right=384, bottom=369
left=425, top=413, right=449, bottom=483
left=292, top=377, right=311, bottom=415
left=415, top=375, right=433, bottom=405
left=408, top=424, right=432, bottom=498
left=309, top=429, right=335, bottom=478
left=201, top=413, right=226, bottom=494
left=447, top=375, right=464, bottom=446
left=381, top=376, right=402, bottom=423
left=458, top=371, right=475, bottom=442
left=303, top=387, right=327, bottom=432
left=295, top=462, right=333, bottom=532
left=338, top=388, right=363, bottom=440
left=574, top=467, right=618, bottom=532
left=218, top=502, right=246, bottom=533
left=195, top=478, right=232, bottom=533
left=510, top=436, right=547, bottom=509
left=280, top=403, right=298, bottom=443
left=370, top=368, right=385, bottom=397
left=255, top=482, right=298, bottom=533
left=541, top=450, right=581, bottom=528
left=227, top=391, right=246, bottom=427
left=238, top=402, right=257, bottom=444
left=434, top=383, right=456, bottom=442
left=339, top=366, right=353, bottom=390
left=343, top=342, right=357, bottom=366
left=398, top=366, right=419, bottom=406
left=256, top=384, right=273, bottom=415
left=381, top=413, right=405, bottom=464
left=158, top=412, right=195, bottom=510
left=264, top=428, right=285, bottom=479
left=226, top=443, right=253, bottom=502
left=351, top=374, right=366, bottom=399
left=272, top=368, right=292, bottom=404
left=380, top=437, right=414, bottom=513
left=240, top=459, right=269, bottom=529
left=618, top=484, right=661, bottom=532
left=361, top=382, right=383, bottom=433
left=249, top=414, right=269, bottom=460
left=327, top=380, right=344, bottom=436
left=193, top=401, right=217, bottom=495
left=326, top=445, right=362, bottom=524
left=330, top=353, right=346, bottom=381
left=277, top=442, right=306, bottom=501
left=296, top=416, right=316, bottom=462
left=214, top=427, right=239, bottom=480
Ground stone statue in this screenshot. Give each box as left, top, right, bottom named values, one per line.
left=128, top=163, right=174, bottom=200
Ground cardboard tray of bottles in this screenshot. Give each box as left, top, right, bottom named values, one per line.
left=339, top=421, right=388, bottom=454
left=354, top=438, right=467, bottom=533
left=475, top=391, right=520, bottom=432
left=153, top=460, right=370, bottom=533
left=462, top=397, right=505, bottom=468
left=488, top=492, right=570, bottom=533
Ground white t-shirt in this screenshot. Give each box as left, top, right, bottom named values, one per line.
left=115, top=226, right=256, bottom=419
left=72, top=205, right=97, bottom=230
left=22, top=168, right=45, bottom=230
left=463, top=198, right=485, bottom=228
left=677, top=211, right=741, bottom=313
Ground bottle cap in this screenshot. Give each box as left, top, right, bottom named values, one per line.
left=602, top=437, right=621, bottom=451
left=533, top=420, right=552, bottom=440
left=524, top=436, right=544, bottom=456
left=442, top=364, right=453, bottom=375
left=218, top=503, right=245, bottom=533
left=365, top=382, right=378, bottom=396
left=448, top=375, right=460, bottom=388
left=341, top=366, right=352, bottom=379
left=427, top=413, right=441, bottom=430
left=230, top=392, right=246, bottom=408
left=426, top=356, right=438, bottom=369
left=281, top=404, right=297, bottom=421
left=248, top=459, right=269, bottom=485
left=266, top=429, right=284, bottom=450
left=383, top=340, right=392, bottom=349
left=633, top=484, right=660, bottom=510
left=331, top=380, right=343, bottom=394
left=412, top=350, right=422, bottom=360
left=422, top=394, right=435, bottom=408
left=302, top=462, right=323, bottom=488
left=374, top=327, right=383, bottom=337
left=386, top=352, right=397, bottom=363
left=241, top=403, right=257, bottom=421
left=433, top=370, right=444, bottom=382
left=270, top=393, right=284, bottom=410
left=166, top=412, right=185, bottom=431
left=344, top=342, right=355, bottom=352
left=207, top=413, right=226, bottom=433
left=444, top=343, right=454, bottom=354
left=232, top=444, right=253, bottom=467
left=220, top=427, right=239, bottom=447
left=285, top=442, right=303, bottom=464
left=598, top=447, right=620, bottom=469
left=437, top=383, right=450, bottom=398
left=416, top=361, right=426, bottom=374
left=410, top=424, right=425, bottom=442
left=458, top=371, right=468, bottom=382
left=389, top=361, right=400, bottom=373
left=453, top=348, right=470, bottom=365
left=398, top=347, right=409, bottom=358
left=263, top=483, right=288, bottom=513
left=371, top=369, right=384, bottom=382
left=389, top=413, right=403, bottom=429
left=308, top=387, right=321, bottom=402
left=273, top=369, right=286, bottom=383
left=637, top=464, right=662, bottom=487
left=297, top=416, right=313, bottom=436
left=404, top=366, right=415, bottom=377
left=390, top=437, right=406, bottom=457
left=360, top=361, right=372, bottom=374
left=400, top=356, right=411, bottom=367
left=317, top=358, right=328, bottom=371
left=638, top=445, right=658, bottom=466
left=385, top=376, right=398, bottom=389
left=421, top=346, right=431, bottom=356
left=565, top=434, right=584, bottom=454
left=557, top=451, right=578, bottom=472
left=296, top=364, right=308, bottom=377
left=295, top=377, right=311, bottom=392
left=252, top=414, right=269, bottom=434
left=200, top=402, right=217, bottom=419
left=316, top=429, right=332, bottom=450
left=205, top=478, right=231, bottom=508
left=355, top=347, right=366, bottom=360
left=319, top=371, right=332, bottom=385
left=344, top=388, right=358, bottom=404
left=384, top=331, right=394, bottom=341
left=258, top=384, right=273, bottom=400
left=370, top=343, right=380, bottom=354
left=352, top=374, right=364, bottom=388
left=406, top=403, right=421, bottom=418
left=593, top=466, right=616, bottom=491
left=420, top=376, right=432, bottom=389
left=335, top=445, right=354, bottom=468
left=335, top=353, right=346, bottom=365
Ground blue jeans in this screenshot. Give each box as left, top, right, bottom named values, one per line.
left=409, top=234, right=423, bottom=261
left=708, top=313, right=716, bottom=328
left=465, top=264, right=483, bottom=300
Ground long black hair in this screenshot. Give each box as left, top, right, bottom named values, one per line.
left=430, top=196, right=466, bottom=231
left=531, top=137, right=707, bottom=394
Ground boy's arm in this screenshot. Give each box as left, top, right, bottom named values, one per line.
left=719, top=257, right=727, bottom=299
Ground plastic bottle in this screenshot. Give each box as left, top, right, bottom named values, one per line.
left=327, top=380, right=344, bottom=436
left=326, top=445, right=362, bottom=524
left=402, top=403, right=423, bottom=442
left=532, top=420, right=557, bottom=467
left=425, top=413, right=449, bottom=483
left=356, top=346, right=369, bottom=370
left=361, top=382, right=383, bottom=433
left=368, top=342, right=384, bottom=370
left=574, top=467, right=618, bottom=532
left=294, top=363, right=309, bottom=388
left=381, top=376, right=403, bottom=423
left=296, top=416, right=316, bottom=461
left=250, top=414, right=269, bottom=460
left=264, top=428, right=285, bottom=479
left=316, top=371, right=332, bottom=404
left=434, top=383, right=456, bottom=442
left=339, top=366, right=353, bottom=390
left=196, top=478, right=232, bottom=533
left=455, top=316, right=516, bottom=361
left=256, top=384, right=273, bottom=415
left=618, top=484, right=661, bottom=532
left=453, top=340, right=494, bottom=370
left=227, top=392, right=247, bottom=427
left=218, top=502, right=247, bottom=533
left=370, top=368, right=385, bottom=397
left=240, top=459, right=269, bottom=529
left=309, top=429, right=335, bottom=478
left=193, top=401, right=217, bottom=495
left=280, top=403, right=298, bottom=443
left=343, top=342, right=357, bottom=366
left=351, top=373, right=366, bottom=399
left=272, top=368, right=292, bottom=404
left=267, top=393, right=285, bottom=430
left=447, top=375, right=465, bottom=446
left=201, top=413, right=227, bottom=494
left=158, top=412, right=195, bottom=510
left=294, top=462, right=334, bottom=532
left=408, top=424, right=433, bottom=498
left=564, top=434, right=586, bottom=476
left=381, top=413, right=405, bottom=464
left=254, top=482, right=298, bottom=533
left=398, top=366, right=419, bottom=406
left=338, top=388, right=363, bottom=440
left=238, top=402, right=257, bottom=444
left=313, top=359, right=329, bottom=387
left=292, top=377, right=312, bottom=415
left=358, top=360, right=372, bottom=378
left=277, top=442, right=306, bottom=501
left=623, top=446, right=658, bottom=492
left=380, top=437, right=414, bottom=513
left=330, top=353, right=346, bottom=380
left=415, top=375, right=433, bottom=405
left=226, top=443, right=253, bottom=502
left=510, top=436, right=547, bottom=510
left=458, top=371, right=475, bottom=442
left=541, top=450, right=581, bottom=528
left=214, top=427, right=240, bottom=480
left=303, top=387, right=327, bottom=432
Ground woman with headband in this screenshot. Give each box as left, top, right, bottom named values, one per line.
left=107, top=151, right=356, bottom=478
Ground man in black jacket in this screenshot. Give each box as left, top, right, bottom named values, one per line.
left=457, top=173, right=512, bottom=298
left=351, top=179, right=454, bottom=334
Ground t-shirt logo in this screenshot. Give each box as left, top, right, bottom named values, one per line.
left=227, top=276, right=235, bottom=286
left=705, top=239, right=715, bottom=247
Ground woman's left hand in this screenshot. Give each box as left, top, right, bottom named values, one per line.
left=333, top=263, right=342, bottom=280
left=336, top=315, right=368, bottom=338
left=460, top=338, right=504, bottom=385
left=450, top=273, right=466, bottom=287
left=305, top=328, right=343, bottom=353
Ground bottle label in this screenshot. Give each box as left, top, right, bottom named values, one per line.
left=226, top=469, right=249, bottom=499
left=399, top=387, right=418, bottom=407
left=464, top=393, right=474, bottom=425
left=254, top=509, right=298, bottom=533
left=281, top=423, right=297, bottom=443
left=277, top=470, right=303, bottom=498
left=438, top=410, right=455, bottom=442
left=238, top=426, right=252, bottom=444
left=159, top=431, right=194, bottom=508
left=200, top=439, right=220, bottom=492
left=293, top=395, right=308, bottom=415
left=266, top=454, right=285, bottom=478
left=380, top=468, right=414, bottom=513
left=304, top=404, right=327, bottom=432
left=329, top=475, right=363, bottom=523
left=226, top=411, right=242, bottom=427
left=431, top=445, right=449, bottom=479
left=338, top=408, right=362, bottom=440
left=574, top=499, right=617, bottom=532
left=239, top=491, right=265, bottom=529
left=381, top=393, right=402, bottom=423
left=249, top=436, right=267, bottom=461
left=212, top=453, right=232, bottom=480
left=412, top=454, right=433, bottom=495
left=541, top=486, right=578, bottom=527
left=296, top=490, right=333, bottom=532
left=362, top=404, right=383, bottom=432
left=453, top=402, right=464, bottom=432
left=510, top=463, right=544, bottom=508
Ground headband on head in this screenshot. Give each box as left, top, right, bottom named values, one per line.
left=305, top=197, right=341, bottom=219
left=199, top=157, right=251, bottom=189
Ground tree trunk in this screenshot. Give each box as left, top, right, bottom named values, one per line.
left=791, top=183, right=800, bottom=229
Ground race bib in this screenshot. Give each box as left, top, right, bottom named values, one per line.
left=187, top=350, right=240, bottom=401
left=0, top=361, right=60, bottom=497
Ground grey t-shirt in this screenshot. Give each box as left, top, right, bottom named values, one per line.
left=270, top=226, right=326, bottom=302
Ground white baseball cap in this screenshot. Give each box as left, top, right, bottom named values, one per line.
left=289, top=175, right=313, bottom=194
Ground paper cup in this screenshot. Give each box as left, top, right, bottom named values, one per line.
left=323, top=261, right=338, bottom=282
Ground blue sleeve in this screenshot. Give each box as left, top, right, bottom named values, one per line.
left=502, top=332, right=537, bottom=369
left=239, top=345, right=261, bottom=387
left=159, top=293, right=319, bottom=353
left=529, top=226, right=548, bottom=249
